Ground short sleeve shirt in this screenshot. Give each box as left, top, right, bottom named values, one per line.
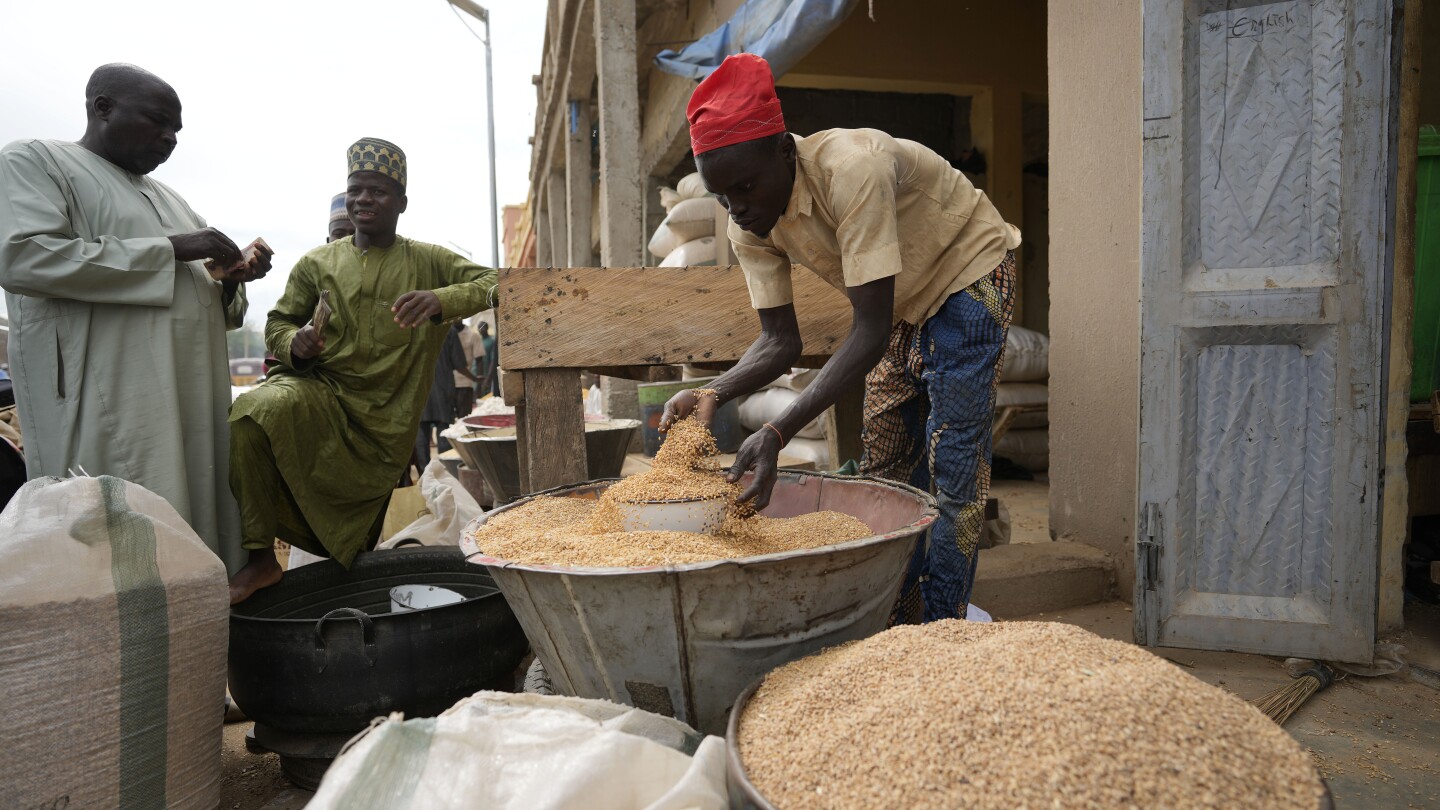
left=729, top=129, right=1021, bottom=325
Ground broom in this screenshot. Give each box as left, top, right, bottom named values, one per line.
left=1251, top=662, right=1336, bottom=725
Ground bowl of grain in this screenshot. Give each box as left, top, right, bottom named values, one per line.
left=615, top=496, right=727, bottom=533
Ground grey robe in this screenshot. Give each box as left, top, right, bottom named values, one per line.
left=0, top=139, right=247, bottom=573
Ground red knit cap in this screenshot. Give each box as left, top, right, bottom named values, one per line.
left=687, top=53, right=787, bottom=156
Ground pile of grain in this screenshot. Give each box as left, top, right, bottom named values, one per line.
left=738, top=621, right=1327, bottom=810
left=603, top=414, right=736, bottom=504
left=475, top=497, right=871, bottom=567
left=467, top=416, right=874, bottom=568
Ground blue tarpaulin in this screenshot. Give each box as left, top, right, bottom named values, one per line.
left=654, top=0, right=863, bottom=81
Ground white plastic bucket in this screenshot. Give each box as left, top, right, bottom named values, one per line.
left=389, top=584, right=465, bottom=613
left=615, top=497, right=727, bottom=533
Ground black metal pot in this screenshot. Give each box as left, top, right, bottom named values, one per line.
left=229, top=546, right=529, bottom=735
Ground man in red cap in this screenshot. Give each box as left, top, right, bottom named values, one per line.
left=661, top=53, right=1021, bottom=623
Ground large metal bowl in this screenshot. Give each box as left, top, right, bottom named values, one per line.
left=450, top=418, right=639, bottom=505
left=460, top=470, right=936, bottom=735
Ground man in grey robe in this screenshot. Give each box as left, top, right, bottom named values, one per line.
left=0, top=63, right=269, bottom=573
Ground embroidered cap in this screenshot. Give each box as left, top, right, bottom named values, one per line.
left=347, top=137, right=407, bottom=189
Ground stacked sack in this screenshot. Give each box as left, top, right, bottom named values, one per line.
left=651, top=172, right=718, bottom=267
left=0, top=476, right=230, bottom=809
left=994, top=326, right=1050, bottom=472
left=735, top=371, right=833, bottom=469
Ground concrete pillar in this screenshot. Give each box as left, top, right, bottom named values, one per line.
left=601, top=375, right=644, bottom=453
left=642, top=175, right=666, bottom=265
left=594, top=0, right=643, bottom=266
left=566, top=102, right=595, bottom=267
left=1047, top=0, right=1141, bottom=600
left=534, top=203, right=552, bottom=266
left=547, top=172, right=568, bottom=268
left=990, top=86, right=1026, bottom=324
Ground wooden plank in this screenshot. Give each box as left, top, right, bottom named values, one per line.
left=516, top=369, right=588, bottom=493
left=585, top=365, right=682, bottom=383
left=497, top=265, right=852, bottom=369
left=501, top=369, right=525, bottom=406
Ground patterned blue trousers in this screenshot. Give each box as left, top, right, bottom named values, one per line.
left=860, top=253, right=1015, bottom=623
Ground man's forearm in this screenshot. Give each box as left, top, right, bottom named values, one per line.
left=767, top=323, right=886, bottom=443
left=707, top=330, right=802, bottom=406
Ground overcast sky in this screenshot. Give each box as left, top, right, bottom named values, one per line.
left=0, top=0, right=546, bottom=326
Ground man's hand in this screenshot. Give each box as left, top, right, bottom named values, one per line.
left=659, top=388, right=721, bottom=431
left=169, top=227, right=241, bottom=267
left=393, top=290, right=442, bottom=327
left=213, top=240, right=274, bottom=283
left=727, top=426, right=784, bottom=510
left=291, top=324, right=325, bottom=360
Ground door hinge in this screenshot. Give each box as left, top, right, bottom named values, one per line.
left=1139, top=502, right=1161, bottom=592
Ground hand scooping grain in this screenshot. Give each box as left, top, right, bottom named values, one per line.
left=467, top=417, right=875, bottom=568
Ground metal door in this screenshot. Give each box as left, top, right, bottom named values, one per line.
left=1138, top=0, right=1399, bottom=662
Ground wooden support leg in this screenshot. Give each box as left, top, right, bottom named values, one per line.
left=515, top=369, right=589, bottom=494
left=826, top=380, right=866, bottom=469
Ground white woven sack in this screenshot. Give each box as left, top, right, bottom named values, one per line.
left=994, top=382, right=1049, bottom=430
left=664, top=196, right=717, bottom=243
left=309, top=691, right=728, bottom=810
left=1000, top=326, right=1049, bottom=383
left=676, top=171, right=709, bottom=200
left=659, top=186, right=683, bottom=213
left=0, top=475, right=228, bottom=810
left=661, top=236, right=717, bottom=267
left=648, top=221, right=684, bottom=261
left=995, top=427, right=1049, bottom=472
left=377, top=459, right=482, bottom=549
left=737, top=387, right=827, bottom=440
left=779, top=437, right=832, bottom=470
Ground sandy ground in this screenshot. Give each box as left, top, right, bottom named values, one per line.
left=220, top=723, right=304, bottom=809
left=990, top=475, right=1052, bottom=544
left=1025, top=600, right=1440, bottom=809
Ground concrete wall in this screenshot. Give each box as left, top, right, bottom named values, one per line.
left=1046, top=0, right=1143, bottom=599
left=783, top=1, right=1048, bottom=324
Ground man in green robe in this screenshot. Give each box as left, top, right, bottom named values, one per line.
left=227, top=137, right=496, bottom=603
left=0, top=64, right=267, bottom=574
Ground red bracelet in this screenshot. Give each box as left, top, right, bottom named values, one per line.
left=763, top=422, right=785, bottom=445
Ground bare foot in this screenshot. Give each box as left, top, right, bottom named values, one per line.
left=229, top=549, right=283, bottom=605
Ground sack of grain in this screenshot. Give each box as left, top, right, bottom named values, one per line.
left=777, top=436, right=832, bottom=470
left=0, top=475, right=229, bottom=810
left=995, top=427, right=1048, bottom=472
left=999, top=326, right=1048, bottom=382
left=309, top=691, right=728, bottom=810
left=663, top=196, right=717, bottom=243
left=737, top=387, right=827, bottom=440
left=995, top=382, right=1048, bottom=430
left=659, top=186, right=684, bottom=213
left=675, top=171, right=708, bottom=201
left=648, top=221, right=684, bottom=261
left=661, top=236, right=717, bottom=267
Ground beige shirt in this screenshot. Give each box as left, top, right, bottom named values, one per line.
left=729, top=129, right=1021, bottom=325
left=456, top=325, right=482, bottom=387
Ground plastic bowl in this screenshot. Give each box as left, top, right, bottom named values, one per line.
left=464, top=414, right=516, bottom=429
left=616, top=497, right=728, bottom=533
left=389, top=584, right=465, bottom=613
